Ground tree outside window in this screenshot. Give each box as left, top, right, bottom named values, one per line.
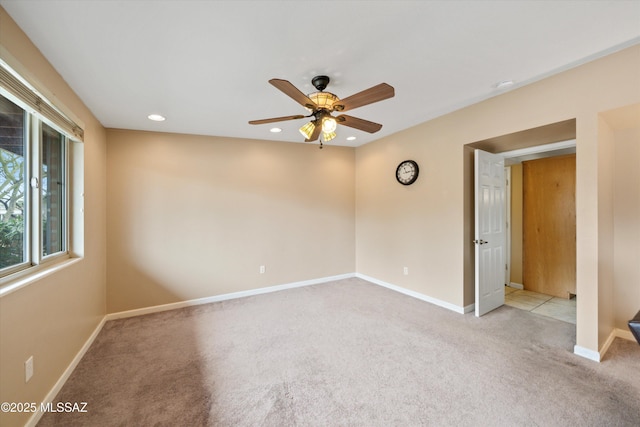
left=0, top=95, right=26, bottom=269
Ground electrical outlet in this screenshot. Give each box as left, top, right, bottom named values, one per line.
left=259, top=265, right=266, bottom=274
left=25, top=356, right=34, bottom=383
left=403, top=267, right=409, bottom=275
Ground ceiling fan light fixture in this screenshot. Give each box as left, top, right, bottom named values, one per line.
left=309, top=92, right=339, bottom=110
left=299, top=121, right=316, bottom=139
left=321, top=116, right=337, bottom=133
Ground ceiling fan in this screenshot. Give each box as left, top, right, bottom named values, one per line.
left=249, top=75, right=394, bottom=147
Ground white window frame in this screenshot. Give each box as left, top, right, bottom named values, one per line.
left=0, top=59, right=82, bottom=286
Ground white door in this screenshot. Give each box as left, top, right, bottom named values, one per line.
left=474, top=149, right=506, bottom=317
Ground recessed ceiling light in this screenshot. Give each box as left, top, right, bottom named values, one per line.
left=148, top=114, right=166, bottom=121
left=270, top=127, right=282, bottom=133
left=346, top=136, right=356, bottom=141
left=495, top=80, right=514, bottom=89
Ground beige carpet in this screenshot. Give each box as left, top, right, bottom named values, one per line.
left=38, top=277, right=640, bottom=426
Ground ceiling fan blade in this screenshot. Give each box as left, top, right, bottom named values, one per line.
left=336, top=115, right=383, bottom=133
left=248, top=115, right=305, bottom=125
left=269, top=79, right=317, bottom=110
left=305, top=122, right=322, bottom=142
left=334, top=83, right=394, bottom=112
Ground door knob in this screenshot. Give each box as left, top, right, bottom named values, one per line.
left=473, top=239, right=488, bottom=245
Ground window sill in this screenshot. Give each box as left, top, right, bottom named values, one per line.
left=0, top=257, right=82, bottom=298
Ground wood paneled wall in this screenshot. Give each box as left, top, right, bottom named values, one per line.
left=523, top=154, right=576, bottom=298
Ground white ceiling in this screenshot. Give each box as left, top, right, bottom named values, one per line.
left=2, top=1, right=639, bottom=147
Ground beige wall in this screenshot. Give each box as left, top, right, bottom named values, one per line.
left=608, top=105, right=640, bottom=330
left=357, top=124, right=467, bottom=306
left=597, top=115, right=616, bottom=346
left=106, top=130, right=355, bottom=313
left=594, top=103, right=640, bottom=344
left=0, top=8, right=107, bottom=427
left=356, top=45, right=640, bottom=353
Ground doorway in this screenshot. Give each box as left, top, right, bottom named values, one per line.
left=501, top=140, right=577, bottom=292
left=464, top=119, right=577, bottom=324
left=472, top=141, right=577, bottom=320
left=501, top=143, right=577, bottom=324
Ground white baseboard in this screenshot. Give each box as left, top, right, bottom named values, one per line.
left=508, top=282, right=524, bottom=290
left=574, top=345, right=601, bottom=362
left=107, top=273, right=471, bottom=321
left=106, top=273, right=356, bottom=320
left=26, top=316, right=106, bottom=427
left=574, top=328, right=637, bottom=363
left=356, top=273, right=468, bottom=314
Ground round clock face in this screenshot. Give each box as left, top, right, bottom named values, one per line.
left=396, top=160, right=419, bottom=185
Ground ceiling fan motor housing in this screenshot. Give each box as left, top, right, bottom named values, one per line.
left=311, top=75, right=330, bottom=92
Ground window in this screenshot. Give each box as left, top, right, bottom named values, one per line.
left=0, top=94, right=69, bottom=276
left=0, top=61, right=82, bottom=280
left=0, top=96, right=26, bottom=271
left=41, top=122, right=66, bottom=257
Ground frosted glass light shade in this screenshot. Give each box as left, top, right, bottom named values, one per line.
left=322, top=116, right=337, bottom=133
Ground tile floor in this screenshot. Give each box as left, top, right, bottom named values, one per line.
left=504, top=286, right=576, bottom=324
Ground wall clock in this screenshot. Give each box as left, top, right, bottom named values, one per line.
left=396, top=160, right=419, bottom=185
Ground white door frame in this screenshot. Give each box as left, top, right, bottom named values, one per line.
left=504, top=166, right=511, bottom=287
